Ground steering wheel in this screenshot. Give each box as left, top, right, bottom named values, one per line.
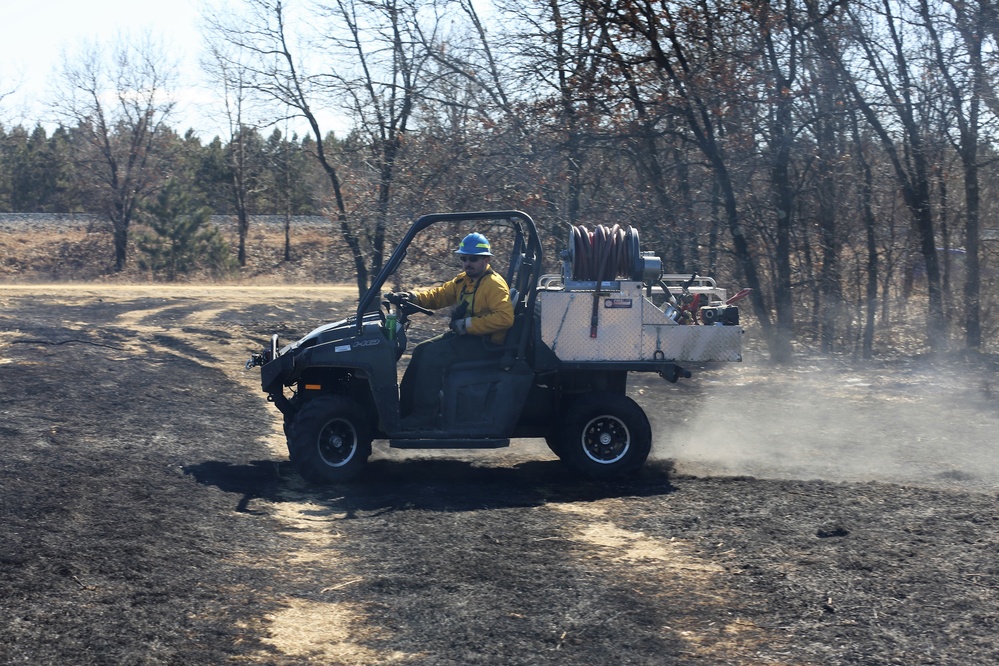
left=382, top=293, right=433, bottom=318
left=398, top=299, right=432, bottom=317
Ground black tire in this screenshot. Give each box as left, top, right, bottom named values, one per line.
left=283, top=416, right=296, bottom=461
left=288, top=396, right=372, bottom=484
left=559, top=392, right=651, bottom=479
left=544, top=405, right=568, bottom=459
left=544, top=432, right=566, bottom=458
left=282, top=394, right=305, bottom=460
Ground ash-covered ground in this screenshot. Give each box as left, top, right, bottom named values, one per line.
left=2, top=285, right=997, bottom=665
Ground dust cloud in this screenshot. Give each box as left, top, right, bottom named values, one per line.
left=639, top=357, right=999, bottom=493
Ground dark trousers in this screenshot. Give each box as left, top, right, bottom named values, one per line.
left=400, top=333, right=499, bottom=422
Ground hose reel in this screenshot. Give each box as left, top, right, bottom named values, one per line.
left=564, top=223, right=662, bottom=285
left=562, top=223, right=666, bottom=338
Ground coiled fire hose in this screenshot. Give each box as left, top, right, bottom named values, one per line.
left=569, top=223, right=641, bottom=281
left=569, top=223, right=642, bottom=337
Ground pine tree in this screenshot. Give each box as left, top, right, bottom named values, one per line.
left=136, top=180, right=237, bottom=281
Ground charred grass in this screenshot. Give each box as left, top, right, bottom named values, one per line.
left=2, top=223, right=999, bottom=664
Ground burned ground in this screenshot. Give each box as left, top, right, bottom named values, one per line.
left=2, top=285, right=998, bottom=665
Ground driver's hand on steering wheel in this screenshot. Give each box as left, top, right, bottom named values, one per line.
left=384, top=291, right=413, bottom=304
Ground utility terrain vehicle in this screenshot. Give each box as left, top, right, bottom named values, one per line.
left=246, top=210, right=743, bottom=483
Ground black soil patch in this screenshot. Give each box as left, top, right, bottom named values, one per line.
left=2, top=291, right=998, bottom=665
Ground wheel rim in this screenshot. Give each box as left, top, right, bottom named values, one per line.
left=580, top=415, right=630, bottom=464
left=316, top=417, right=358, bottom=467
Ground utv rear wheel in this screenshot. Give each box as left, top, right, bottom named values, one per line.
left=289, top=397, right=372, bottom=484
left=544, top=432, right=566, bottom=458
left=560, top=392, right=651, bottom=479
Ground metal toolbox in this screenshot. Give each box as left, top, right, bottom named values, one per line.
left=538, top=280, right=743, bottom=363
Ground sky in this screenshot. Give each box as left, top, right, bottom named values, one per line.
left=0, top=0, right=318, bottom=139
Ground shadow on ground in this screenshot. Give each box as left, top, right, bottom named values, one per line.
left=184, top=457, right=678, bottom=515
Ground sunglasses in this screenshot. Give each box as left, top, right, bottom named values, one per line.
left=459, top=256, right=484, bottom=264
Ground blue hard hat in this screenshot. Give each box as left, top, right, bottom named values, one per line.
left=455, top=232, right=493, bottom=256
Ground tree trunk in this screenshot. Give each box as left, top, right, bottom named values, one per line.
left=849, top=110, right=879, bottom=359
left=237, top=209, right=249, bottom=267
left=770, top=104, right=795, bottom=363
left=113, top=221, right=128, bottom=273
left=816, top=114, right=842, bottom=353
left=963, top=167, right=982, bottom=349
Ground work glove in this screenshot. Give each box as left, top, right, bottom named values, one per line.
left=384, top=291, right=413, bottom=305
left=449, top=317, right=470, bottom=335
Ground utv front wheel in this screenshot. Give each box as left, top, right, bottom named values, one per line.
left=560, top=392, right=651, bottom=479
left=289, top=397, right=372, bottom=484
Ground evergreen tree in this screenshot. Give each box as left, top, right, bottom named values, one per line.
left=45, top=126, right=81, bottom=212
left=194, top=135, right=233, bottom=214
left=0, top=124, right=14, bottom=210
left=136, top=179, right=236, bottom=281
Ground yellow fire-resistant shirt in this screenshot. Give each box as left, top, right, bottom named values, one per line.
left=412, top=268, right=514, bottom=344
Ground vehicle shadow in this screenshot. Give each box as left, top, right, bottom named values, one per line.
left=184, top=457, right=676, bottom=515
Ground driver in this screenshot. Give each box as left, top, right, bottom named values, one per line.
left=386, top=232, right=514, bottom=430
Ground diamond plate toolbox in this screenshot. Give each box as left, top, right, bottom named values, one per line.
left=538, top=281, right=743, bottom=362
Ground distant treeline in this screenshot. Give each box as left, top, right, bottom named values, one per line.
left=0, top=213, right=329, bottom=229
left=0, top=124, right=324, bottom=218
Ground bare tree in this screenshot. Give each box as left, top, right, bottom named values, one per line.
left=206, top=0, right=364, bottom=289
left=587, top=0, right=782, bottom=358
left=804, top=48, right=849, bottom=352
left=413, top=0, right=573, bottom=232
left=53, top=34, right=176, bottom=272
left=318, top=0, right=429, bottom=277
left=0, top=67, right=23, bottom=118
left=812, top=0, right=948, bottom=351
left=842, top=105, right=882, bottom=359
left=204, top=42, right=266, bottom=267
left=921, top=0, right=987, bottom=350
left=206, top=0, right=431, bottom=294
left=0, top=82, right=15, bottom=106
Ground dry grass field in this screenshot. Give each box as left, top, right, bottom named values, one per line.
left=0, top=215, right=356, bottom=284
